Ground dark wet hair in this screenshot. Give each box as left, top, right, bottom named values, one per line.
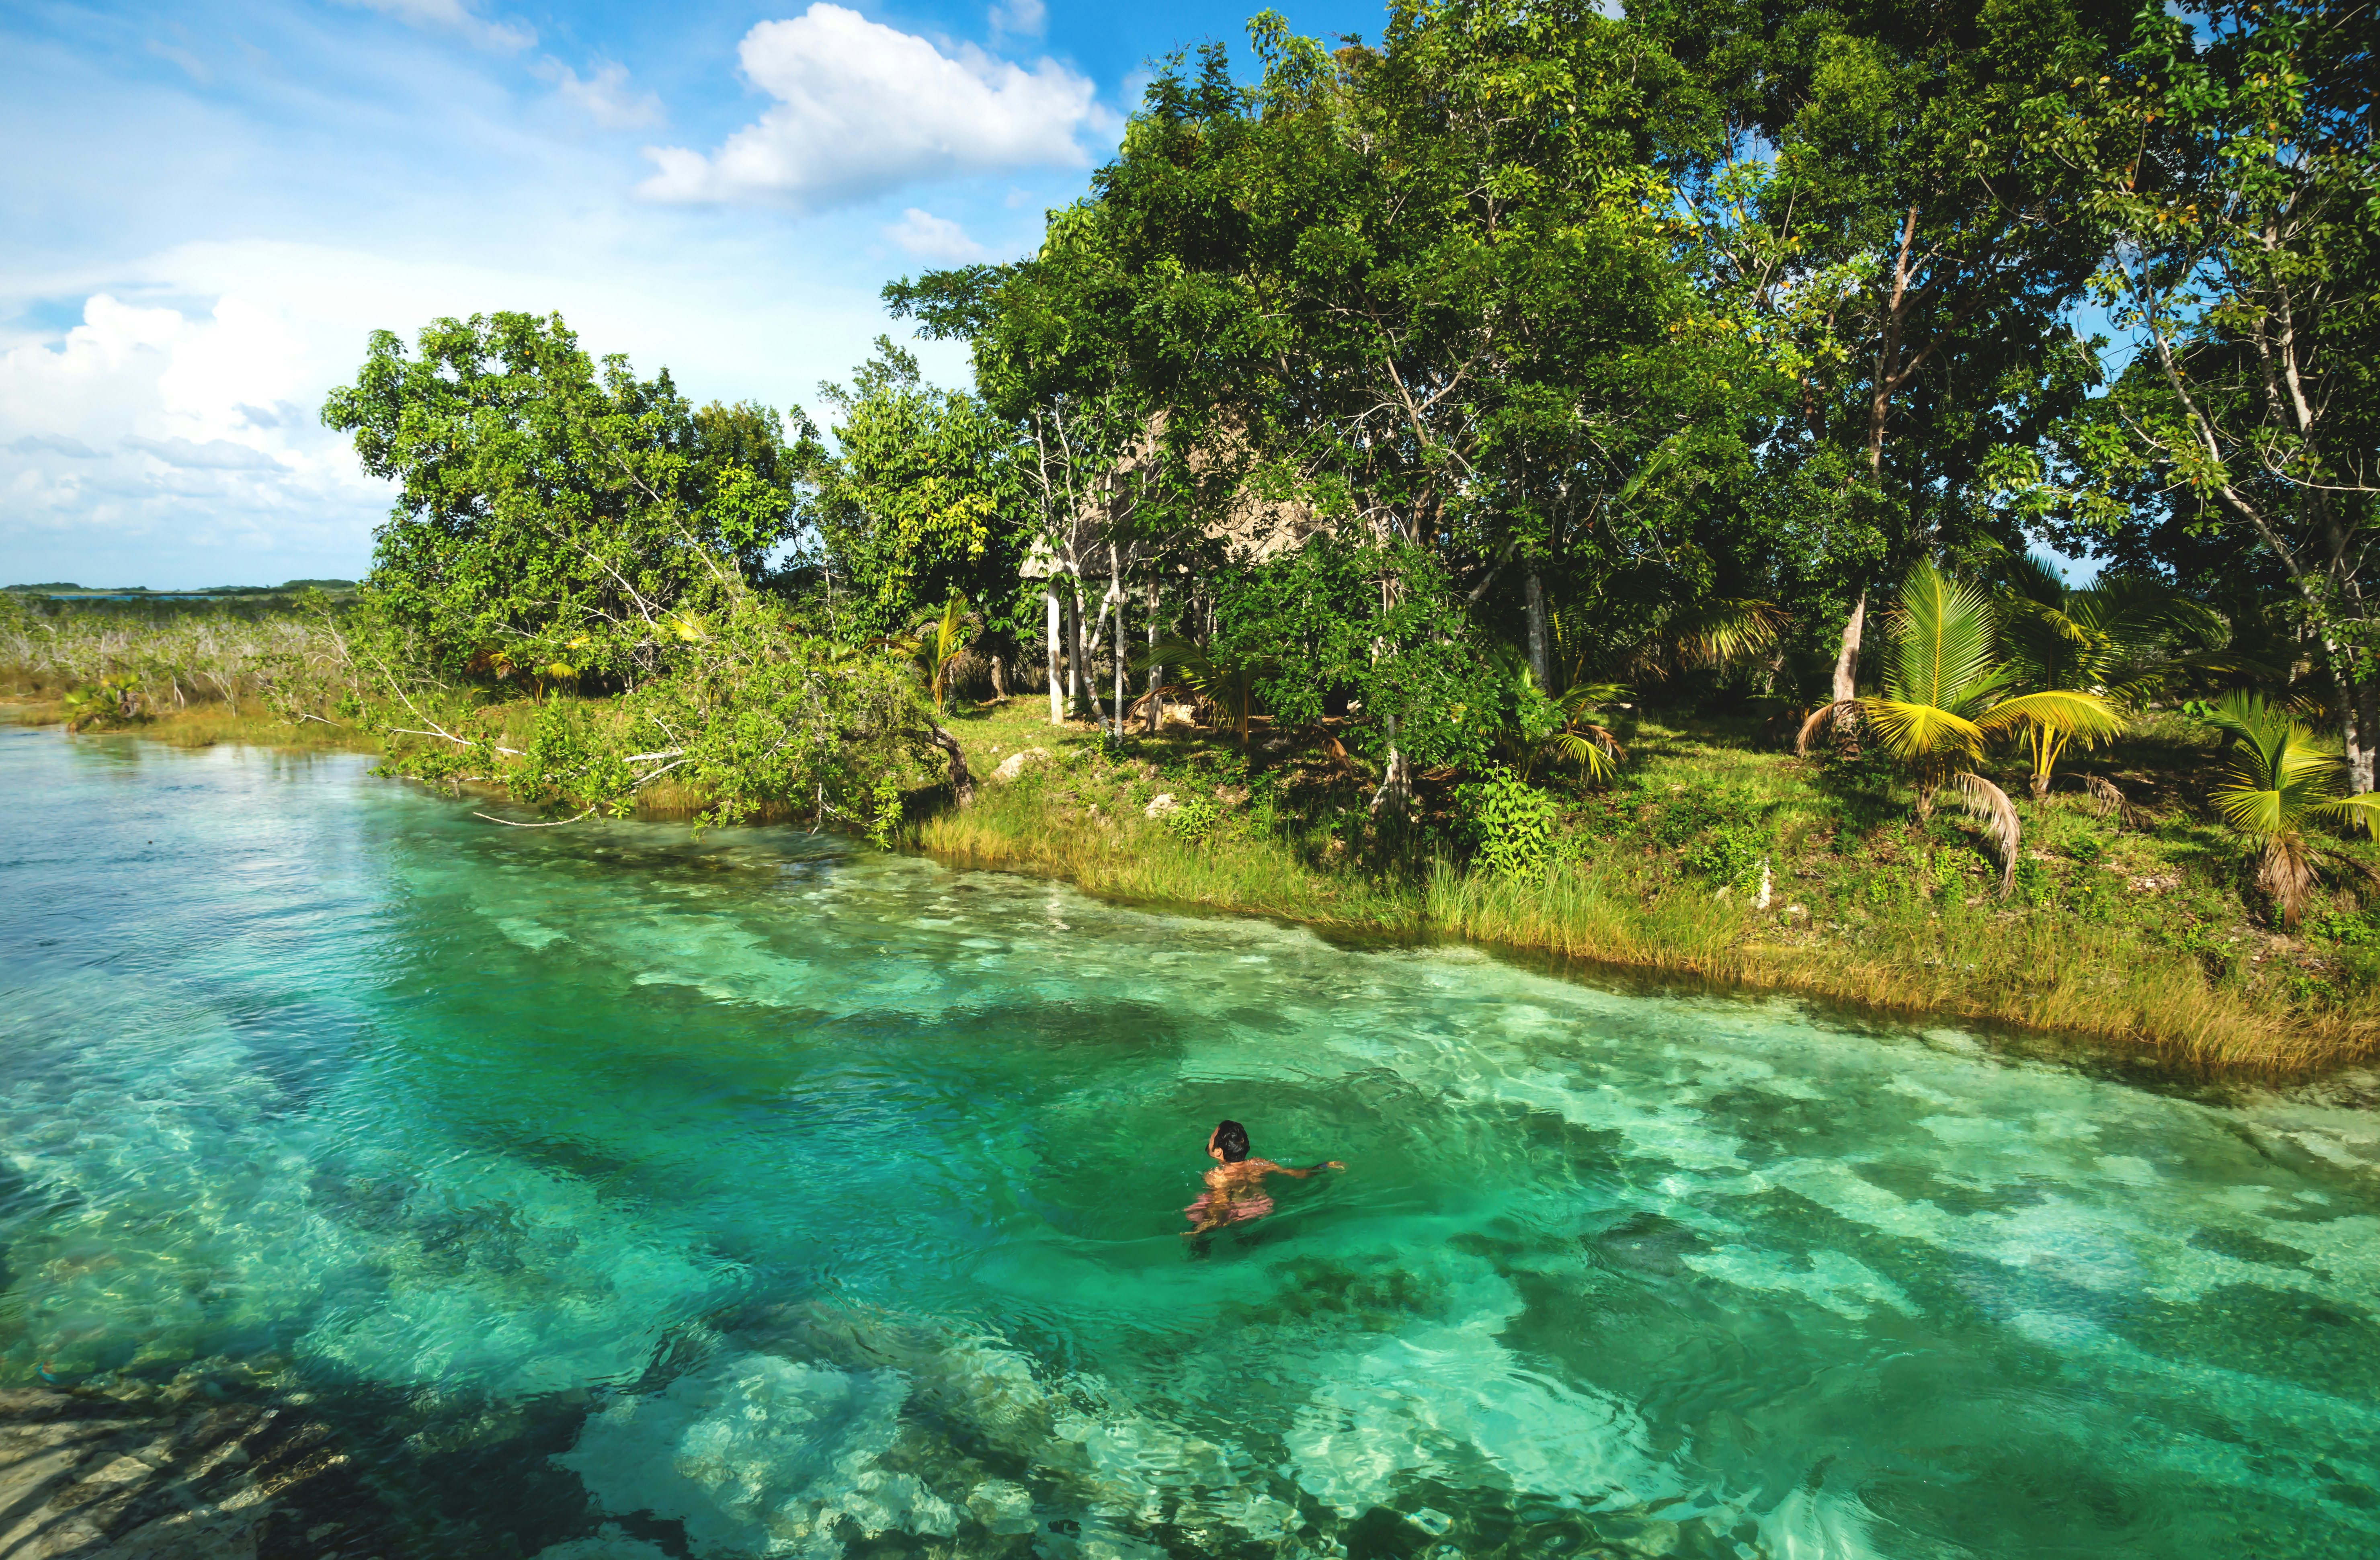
left=1211, top=1120, right=1250, bottom=1162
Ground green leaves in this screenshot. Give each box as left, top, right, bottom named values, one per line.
left=322, top=312, right=803, bottom=689
left=810, top=339, right=1026, bottom=642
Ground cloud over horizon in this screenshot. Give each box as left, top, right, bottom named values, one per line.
left=637, top=4, right=1101, bottom=211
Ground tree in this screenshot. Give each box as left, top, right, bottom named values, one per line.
left=1995, top=554, right=2239, bottom=796
left=810, top=338, right=1028, bottom=645
left=322, top=312, right=805, bottom=685
left=899, top=0, right=1734, bottom=783
left=2203, top=690, right=2380, bottom=928
left=1801, top=561, right=2122, bottom=890
left=1648, top=0, right=2137, bottom=709
left=2028, top=0, right=2380, bottom=783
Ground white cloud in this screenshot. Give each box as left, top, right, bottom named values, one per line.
left=9, top=435, right=102, bottom=458
left=989, top=0, right=1047, bottom=42
left=0, top=292, right=375, bottom=571
left=638, top=4, right=1098, bottom=210
left=332, top=0, right=534, bottom=53
left=123, top=435, right=288, bottom=471
left=537, top=59, right=664, bottom=129
left=884, top=208, right=988, bottom=263
left=147, top=39, right=213, bottom=84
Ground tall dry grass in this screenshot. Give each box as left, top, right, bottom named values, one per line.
left=1423, top=861, right=2371, bottom=1073
left=0, top=598, right=360, bottom=719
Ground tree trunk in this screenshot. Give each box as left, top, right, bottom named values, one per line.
left=1830, top=588, right=1867, bottom=755
left=1832, top=587, right=1866, bottom=705
left=1369, top=739, right=1412, bottom=824
left=1524, top=570, right=1549, bottom=687
left=1144, top=579, right=1162, bottom=734
left=1045, top=584, right=1064, bottom=726
left=1067, top=580, right=1084, bottom=715
left=2348, top=665, right=2378, bottom=794
left=924, top=719, right=974, bottom=808
left=1111, top=544, right=1126, bottom=740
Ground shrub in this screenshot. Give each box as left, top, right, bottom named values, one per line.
left=1683, top=825, right=1767, bottom=889
left=1162, top=796, right=1226, bottom=843
left=1455, top=767, right=1558, bottom=883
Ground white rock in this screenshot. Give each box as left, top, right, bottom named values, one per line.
left=991, top=748, right=1051, bottom=783
left=554, top=1353, right=957, bottom=1560
left=1144, top=793, right=1179, bottom=820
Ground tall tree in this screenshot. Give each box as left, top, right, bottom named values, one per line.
left=1648, top=0, right=2135, bottom=704
left=323, top=312, right=806, bottom=685
left=2028, top=0, right=2380, bottom=781
left=810, top=338, right=1029, bottom=645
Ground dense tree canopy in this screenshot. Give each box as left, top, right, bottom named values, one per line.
left=323, top=0, right=2375, bottom=855
left=324, top=311, right=809, bottom=686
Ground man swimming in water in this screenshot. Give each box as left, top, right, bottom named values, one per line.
left=1183, top=1119, right=1344, bottom=1235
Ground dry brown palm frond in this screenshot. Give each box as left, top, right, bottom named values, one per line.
left=2318, top=847, right=2380, bottom=895
left=2258, top=836, right=2318, bottom=930
left=2082, top=773, right=2136, bottom=830
left=1795, top=699, right=1862, bottom=757
left=1950, top=771, right=2022, bottom=900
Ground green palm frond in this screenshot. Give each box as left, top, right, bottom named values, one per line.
left=1654, top=599, right=1788, bottom=675
left=2069, top=576, right=2227, bottom=649
left=1859, top=697, right=1988, bottom=763
left=1885, top=563, right=1999, bottom=713
left=2320, top=794, right=2380, bottom=838
left=1975, top=689, right=2125, bottom=743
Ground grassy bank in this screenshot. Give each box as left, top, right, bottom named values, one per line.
left=3, top=696, right=385, bottom=754
left=15, top=622, right=2377, bottom=1074
left=920, top=699, right=2380, bottom=1074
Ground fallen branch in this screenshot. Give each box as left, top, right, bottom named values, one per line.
left=473, top=806, right=598, bottom=828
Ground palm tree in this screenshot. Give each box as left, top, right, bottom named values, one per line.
left=1140, top=637, right=1275, bottom=745
left=1801, top=562, right=2123, bottom=895
left=1522, top=598, right=1783, bottom=785
left=913, top=596, right=975, bottom=715
left=1995, top=557, right=2243, bottom=799
left=2202, top=691, right=2380, bottom=929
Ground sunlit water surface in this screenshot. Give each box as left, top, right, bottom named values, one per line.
left=4, top=730, right=2379, bottom=1560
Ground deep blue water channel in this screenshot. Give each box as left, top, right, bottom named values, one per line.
left=3, top=728, right=2378, bottom=1559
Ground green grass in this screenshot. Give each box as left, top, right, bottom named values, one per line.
left=917, top=698, right=2380, bottom=1075
left=16, top=630, right=2376, bottom=1074
left=3, top=696, right=385, bottom=754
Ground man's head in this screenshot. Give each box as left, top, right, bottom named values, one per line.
left=1208, top=1120, right=1250, bottom=1163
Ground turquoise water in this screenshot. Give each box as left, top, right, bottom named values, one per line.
left=4, top=729, right=2379, bottom=1559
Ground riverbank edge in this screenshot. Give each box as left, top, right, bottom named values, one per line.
left=14, top=698, right=2367, bottom=1078
left=920, top=782, right=2377, bottom=1079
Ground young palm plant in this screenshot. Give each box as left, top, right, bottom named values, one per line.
left=913, top=595, right=975, bottom=716
left=1801, top=562, right=2122, bottom=895
left=1140, top=637, right=1275, bottom=746
left=1996, top=556, right=2243, bottom=799
left=2201, top=691, right=2380, bottom=930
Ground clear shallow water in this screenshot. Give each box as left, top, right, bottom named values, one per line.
left=4, top=730, right=2380, bottom=1560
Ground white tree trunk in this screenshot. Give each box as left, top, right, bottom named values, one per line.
left=1369, top=715, right=1411, bottom=822
left=1066, top=579, right=1084, bottom=714
left=1144, top=579, right=1161, bottom=734
left=1832, top=587, right=1867, bottom=705
left=1045, top=584, right=1063, bottom=726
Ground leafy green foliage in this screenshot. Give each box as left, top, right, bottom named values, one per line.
left=322, top=312, right=808, bottom=687
left=811, top=340, right=1027, bottom=642
left=1455, top=767, right=1559, bottom=883
left=1160, top=795, right=1227, bottom=843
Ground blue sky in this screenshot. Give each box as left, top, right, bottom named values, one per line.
left=1, top=0, right=1384, bottom=587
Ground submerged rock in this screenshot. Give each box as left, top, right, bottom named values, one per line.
left=555, top=1353, right=958, bottom=1560
left=0, top=1384, right=383, bottom=1560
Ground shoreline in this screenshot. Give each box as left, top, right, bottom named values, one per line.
left=15, top=700, right=2374, bottom=1079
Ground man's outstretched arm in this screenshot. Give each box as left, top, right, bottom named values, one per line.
left=1256, top=1158, right=1345, bottom=1179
